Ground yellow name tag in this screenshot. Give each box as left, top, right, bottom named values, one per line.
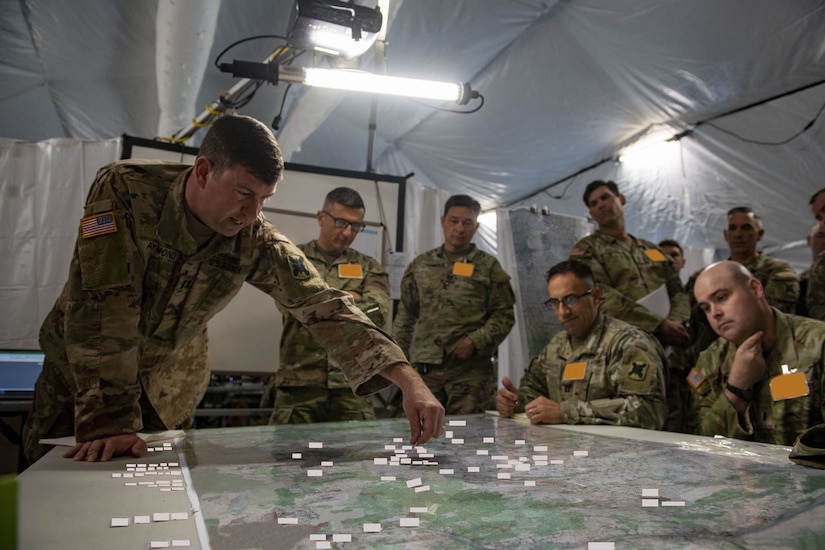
left=769, top=372, right=809, bottom=401
left=338, top=264, right=363, bottom=279
left=645, top=249, right=666, bottom=262
left=453, top=262, right=474, bottom=277
left=562, top=362, right=587, bottom=381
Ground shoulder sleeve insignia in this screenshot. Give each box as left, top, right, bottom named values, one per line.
left=686, top=368, right=705, bottom=390
left=627, top=361, right=649, bottom=381
left=80, top=211, right=117, bottom=239
left=288, top=254, right=312, bottom=280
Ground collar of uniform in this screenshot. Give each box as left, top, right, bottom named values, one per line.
left=595, top=230, right=638, bottom=246
left=438, top=243, right=478, bottom=260
left=302, top=239, right=349, bottom=266
left=763, top=307, right=799, bottom=375
left=558, top=312, right=608, bottom=361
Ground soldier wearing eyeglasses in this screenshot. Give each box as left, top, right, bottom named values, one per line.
left=263, top=187, right=390, bottom=424
left=393, top=195, right=516, bottom=415
left=496, top=260, right=667, bottom=429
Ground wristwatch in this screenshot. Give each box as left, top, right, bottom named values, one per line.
left=725, top=381, right=754, bottom=401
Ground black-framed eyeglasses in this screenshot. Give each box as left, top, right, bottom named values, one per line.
left=544, top=290, right=593, bottom=311
left=322, top=211, right=366, bottom=233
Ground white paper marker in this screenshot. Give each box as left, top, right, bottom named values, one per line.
left=400, top=517, right=420, bottom=527
left=308, top=442, right=323, bottom=449
left=406, top=478, right=422, bottom=488
left=642, top=499, right=659, bottom=508
left=363, top=523, right=382, bottom=532
left=332, top=534, right=352, bottom=542
left=641, top=488, right=659, bottom=497
left=448, top=420, right=467, bottom=426
left=111, top=518, right=129, bottom=527
left=278, top=517, right=299, bottom=524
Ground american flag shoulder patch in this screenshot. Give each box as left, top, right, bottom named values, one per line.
left=80, top=211, right=117, bottom=239
left=685, top=368, right=705, bottom=389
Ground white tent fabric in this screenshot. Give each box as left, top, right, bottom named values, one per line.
left=2, top=1, right=825, bottom=368
left=0, top=138, right=121, bottom=349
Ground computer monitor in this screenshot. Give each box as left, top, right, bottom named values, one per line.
left=0, top=350, right=44, bottom=398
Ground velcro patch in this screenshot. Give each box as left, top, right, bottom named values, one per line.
left=80, top=212, right=117, bottom=239
left=288, top=254, right=312, bottom=280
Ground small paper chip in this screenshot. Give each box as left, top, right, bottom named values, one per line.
left=448, top=420, right=467, bottom=426
left=410, top=507, right=428, bottom=513
left=406, top=478, right=423, bottom=488
left=439, top=469, right=454, bottom=475
left=310, top=534, right=327, bottom=541
left=642, top=499, right=659, bottom=508
left=588, top=543, right=615, bottom=550
left=641, top=488, right=659, bottom=497
left=278, top=518, right=299, bottom=524
left=524, top=480, right=536, bottom=487
left=321, top=461, right=333, bottom=467
left=363, top=523, right=382, bottom=532
left=153, top=513, right=170, bottom=522
left=400, top=517, right=420, bottom=527
left=307, top=470, right=323, bottom=477
left=292, top=453, right=302, bottom=459
left=150, top=542, right=170, bottom=549
left=497, top=472, right=511, bottom=480
left=134, top=515, right=150, bottom=524
left=534, top=445, right=548, bottom=452
left=662, top=501, right=686, bottom=507
left=308, top=442, right=323, bottom=449
left=380, top=476, right=396, bottom=481
left=315, top=542, right=331, bottom=549
left=414, top=485, right=431, bottom=492
left=171, top=541, right=190, bottom=548
left=374, top=458, right=388, bottom=465
left=515, top=439, right=526, bottom=445
left=477, top=449, right=489, bottom=455
left=332, top=534, right=352, bottom=542
left=468, top=466, right=480, bottom=473
left=111, top=518, right=129, bottom=527
left=573, top=450, right=589, bottom=457
left=483, top=437, right=495, bottom=443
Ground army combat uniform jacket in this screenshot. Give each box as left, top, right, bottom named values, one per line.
left=274, top=239, right=390, bottom=389
left=570, top=232, right=690, bottom=334
left=26, top=161, right=401, bottom=458
left=689, top=308, right=825, bottom=446
left=392, top=244, right=516, bottom=364
left=806, top=253, right=825, bottom=321
left=518, top=314, right=668, bottom=429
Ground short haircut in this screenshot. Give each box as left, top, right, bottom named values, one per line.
left=727, top=206, right=762, bottom=229
left=810, top=188, right=825, bottom=205
left=582, top=180, right=620, bottom=206
left=546, top=259, right=595, bottom=286
left=198, top=114, right=284, bottom=185
left=444, top=194, right=481, bottom=216
left=324, top=187, right=365, bottom=210
left=658, top=239, right=683, bottom=255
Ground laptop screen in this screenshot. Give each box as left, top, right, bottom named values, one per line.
left=0, top=350, right=44, bottom=397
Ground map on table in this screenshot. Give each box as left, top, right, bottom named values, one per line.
left=182, top=414, right=825, bottom=549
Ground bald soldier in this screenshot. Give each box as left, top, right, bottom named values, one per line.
left=23, top=115, right=443, bottom=465
left=496, top=260, right=667, bottom=429
left=263, top=187, right=389, bottom=423
left=688, top=261, right=825, bottom=445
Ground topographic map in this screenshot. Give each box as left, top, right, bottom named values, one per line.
left=183, top=414, right=825, bottom=549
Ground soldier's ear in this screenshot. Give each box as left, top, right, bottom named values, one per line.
left=193, top=157, right=212, bottom=189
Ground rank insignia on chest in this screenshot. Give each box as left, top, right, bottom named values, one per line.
left=80, top=211, right=117, bottom=239
left=645, top=249, right=666, bottom=262
left=288, top=255, right=311, bottom=280
left=628, top=361, right=649, bottom=381
left=338, top=263, right=363, bottom=279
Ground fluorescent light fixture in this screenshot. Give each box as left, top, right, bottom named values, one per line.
left=219, top=62, right=479, bottom=104
left=278, top=66, right=476, bottom=104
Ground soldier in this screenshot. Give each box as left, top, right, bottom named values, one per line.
left=681, top=207, right=801, bottom=382
left=22, top=115, right=444, bottom=465
left=570, top=180, right=690, bottom=347
left=496, top=260, right=667, bottom=429
left=796, top=221, right=825, bottom=318
left=658, top=238, right=686, bottom=273
left=263, top=187, right=389, bottom=423
left=392, top=194, right=516, bottom=415
left=807, top=189, right=825, bottom=321
left=687, top=261, right=825, bottom=446
left=569, top=180, right=689, bottom=431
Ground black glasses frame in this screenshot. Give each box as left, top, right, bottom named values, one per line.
left=544, top=289, right=593, bottom=310
left=322, top=210, right=366, bottom=233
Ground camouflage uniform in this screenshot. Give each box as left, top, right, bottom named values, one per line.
left=806, top=253, right=825, bottom=321
left=393, top=245, right=516, bottom=414
left=23, top=161, right=402, bottom=463
left=517, top=314, right=667, bottom=429
left=569, top=232, right=690, bottom=332
left=570, top=232, right=688, bottom=431
left=688, top=308, right=825, bottom=446
left=265, top=239, right=390, bottom=423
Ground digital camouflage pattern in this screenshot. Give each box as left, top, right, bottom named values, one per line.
left=688, top=308, right=825, bottom=446
left=392, top=244, right=515, bottom=414
left=263, top=239, right=390, bottom=422
left=23, top=160, right=403, bottom=462
left=268, top=386, right=377, bottom=424
left=393, top=244, right=516, bottom=363
left=806, top=253, right=825, bottom=321
left=569, top=232, right=690, bottom=334
left=517, top=314, right=668, bottom=429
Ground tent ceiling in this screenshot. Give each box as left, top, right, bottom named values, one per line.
left=2, top=0, right=825, bottom=261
